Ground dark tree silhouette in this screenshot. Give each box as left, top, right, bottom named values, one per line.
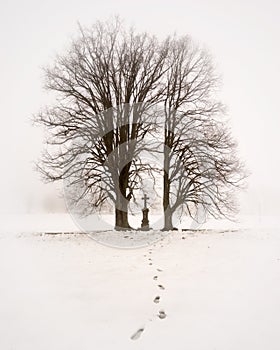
left=162, top=37, right=246, bottom=230
left=35, top=19, right=246, bottom=231
left=35, top=19, right=169, bottom=230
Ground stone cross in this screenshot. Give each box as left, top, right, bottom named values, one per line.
left=142, top=194, right=149, bottom=209
left=141, top=193, right=150, bottom=230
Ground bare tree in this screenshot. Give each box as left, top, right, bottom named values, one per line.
left=162, top=36, right=246, bottom=230
left=35, top=19, right=246, bottom=231
left=35, top=18, right=169, bottom=230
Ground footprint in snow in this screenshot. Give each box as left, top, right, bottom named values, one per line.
left=157, top=268, right=163, bottom=272
left=154, top=296, right=160, bottom=303
left=158, top=284, right=165, bottom=290
left=130, top=327, right=144, bottom=340
left=153, top=276, right=158, bottom=280
left=158, top=310, right=167, bottom=319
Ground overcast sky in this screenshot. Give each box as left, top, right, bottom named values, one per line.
left=0, top=0, right=279, bottom=215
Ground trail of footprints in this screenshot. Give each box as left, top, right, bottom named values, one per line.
left=130, top=244, right=167, bottom=340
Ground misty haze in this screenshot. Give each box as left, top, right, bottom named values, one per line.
left=1, top=1, right=280, bottom=349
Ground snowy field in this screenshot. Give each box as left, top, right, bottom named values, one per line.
left=0, top=215, right=280, bottom=349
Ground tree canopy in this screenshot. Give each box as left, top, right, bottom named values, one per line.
left=35, top=18, right=246, bottom=230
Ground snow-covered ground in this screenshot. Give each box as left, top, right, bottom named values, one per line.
left=0, top=215, right=280, bottom=349
left=1, top=213, right=279, bottom=235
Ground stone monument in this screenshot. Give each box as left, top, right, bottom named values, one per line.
left=141, top=194, right=150, bottom=231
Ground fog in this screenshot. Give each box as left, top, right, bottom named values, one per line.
left=1, top=0, right=279, bottom=216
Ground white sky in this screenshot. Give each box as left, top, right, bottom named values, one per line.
left=0, top=0, right=279, bottom=215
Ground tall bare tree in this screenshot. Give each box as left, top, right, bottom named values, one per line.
left=35, top=19, right=246, bottom=231
left=35, top=19, right=169, bottom=229
left=162, top=36, right=246, bottom=230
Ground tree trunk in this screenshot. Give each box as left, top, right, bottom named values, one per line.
left=163, top=207, right=174, bottom=231
left=114, top=164, right=132, bottom=230
left=163, top=178, right=174, bottom=231
left=163, top=146, right=174, bottom=231
left=115, top=207, right=131, bottom=230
